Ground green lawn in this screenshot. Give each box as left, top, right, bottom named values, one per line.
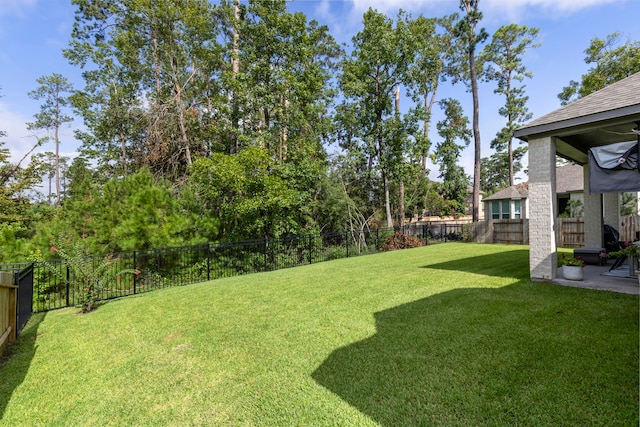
left=1, top=243, right=638, bottom=426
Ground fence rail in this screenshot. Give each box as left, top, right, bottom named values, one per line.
left=1, top=225, right=462, bottom=314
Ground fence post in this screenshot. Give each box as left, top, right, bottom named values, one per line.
left=206, top=243, right=211, bottom=281
left=65, top=262, right=70, bottom=308
left=133, top=251, right=137, bottom=294
left=345, top=230, right=349, bottom=257
left=263, top=236, right=268, bottom=271
left=308, top=235, right=313, bottom=265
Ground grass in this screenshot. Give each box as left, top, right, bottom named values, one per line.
left=0, top=243, right=638, bottom=426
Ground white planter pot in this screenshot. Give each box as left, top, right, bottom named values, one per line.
left=562, top=266, right=584, bottom=281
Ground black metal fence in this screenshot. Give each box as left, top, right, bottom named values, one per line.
left=0, top=224, right=465, bottom=313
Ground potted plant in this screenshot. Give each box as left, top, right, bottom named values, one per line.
left=559, top=253, right=585, bottom=281
left=607, top=242, right=639, bottom=277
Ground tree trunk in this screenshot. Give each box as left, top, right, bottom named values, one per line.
left=469, top=36, right=481, bottom=223
left=396, top=87, right=405, bottom=227
left=384, top=172, right=393, bottom=228
left=55, top=94, right=61, bottom=206
left=230, top=0, right=240, bottom=155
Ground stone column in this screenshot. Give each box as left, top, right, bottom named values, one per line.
left=528, top=136, right=557, bottom=281
left=583, top=165, right=603, bottom=247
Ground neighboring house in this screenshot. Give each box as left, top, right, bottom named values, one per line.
left=483, top=183, right=528, bottom=220
left=483, top=163, right=585, bottom=221
left=555, top=163, right=585, bottom=216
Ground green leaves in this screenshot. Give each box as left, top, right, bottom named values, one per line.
left=187, top=147, right=301, bottom=240
left=559, top=32, right=640, bottom=104
left=481, top=24, right=539, bottom=187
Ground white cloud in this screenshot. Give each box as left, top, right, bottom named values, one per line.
left=481, top=0, right=628, bottom=22
left=346, top=0, right=630, bottom=23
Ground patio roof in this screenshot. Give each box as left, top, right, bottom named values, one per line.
left=514, top=72, right=640, bottom=164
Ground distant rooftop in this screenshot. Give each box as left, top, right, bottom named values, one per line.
left=556, top=163, right=583, bottom=194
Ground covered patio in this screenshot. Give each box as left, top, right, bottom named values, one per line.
left=514, top=72, right=640, bottom=285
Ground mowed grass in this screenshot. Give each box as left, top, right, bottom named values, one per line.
left=1, top=243, right=638, bottom=426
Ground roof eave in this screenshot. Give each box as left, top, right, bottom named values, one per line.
left=514, top=105, right=640, bottom=141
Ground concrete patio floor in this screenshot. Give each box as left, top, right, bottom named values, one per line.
left=553, top=261, right=639, bottom=295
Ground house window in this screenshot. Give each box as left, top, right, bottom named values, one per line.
left=491, top=201, right=500, bottom=219
left=491, top=199, right=521, bottom=219
left=501, top=200, right=510, bottom=219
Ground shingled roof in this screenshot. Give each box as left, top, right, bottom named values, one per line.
left=555, top=163, right=584, bottom=194
left=514, top=72, right=640, bottom=164
left=515, top=73, right=640, bottom=137
left=484, top=183, right=529, bottom=201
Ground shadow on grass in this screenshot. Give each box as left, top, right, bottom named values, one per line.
left=312, top=282, right=639, bottom=426
left=421, top=248, right=531, bottom=280
left=0, top=312, right=46, bottom=419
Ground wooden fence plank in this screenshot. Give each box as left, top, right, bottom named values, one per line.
left=0, top=272, right=17, bottom=355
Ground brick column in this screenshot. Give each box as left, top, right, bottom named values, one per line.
left=583, top=165, right=603, bottom=247
left=528, top=136, right=557, bottom=281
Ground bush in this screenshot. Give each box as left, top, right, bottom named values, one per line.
left=380, top=232, right=423, bottom=251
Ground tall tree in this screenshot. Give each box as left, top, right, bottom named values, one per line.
left=480, top=149, right=525, bottom=195
left=27, top=73, right=74, bottom=206
left=1, top=86, right=46, bottom=227
left=65, top=0, right=222, bottom=180
left=558, top=32, right=640, bottom=104
left=453, top=0, right=487, bottom=222
left=432, top=99, right=471, bottom=216
left=229, top=0, right=340, bottom=161
left=339, top=9, right=414, bottom=227
left=404, top=14, right=458, bottom=172
left=481, top=24, right=539, bottom=186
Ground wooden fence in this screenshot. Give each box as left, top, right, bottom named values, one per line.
left=492, top=219, right=528, bottom=245
left=0, top=271, right=17, bottom=356
left=619, top=215, right=640, bottom=242
left=557, top=218, right=584, bottom=248
left=476, top=215, right=640, bottom=247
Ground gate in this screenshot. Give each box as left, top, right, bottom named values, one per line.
left=15, top=263, right=33, bottom=335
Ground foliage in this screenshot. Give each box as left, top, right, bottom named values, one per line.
left=338, top=9, right=422, bottom=227
left=379, top=232, right=423, bottom=251
left=65, top=0, right=221, bottom=179
left=607, top=242, right=639, bottom=259
left=481, top=24, right=539, bottom=187
left=432, top=98, right=471, bottom=216
left=27, top=73, right=74, bottom=206
left=558, top=199, right=584, bottom=219
left=620, top=193, right=638, bottom=216
left=32, top=168, right=191, bottom=254
left=480, top=150, right=525, bottom=195
left=558, top=252, right=585, bottom=267
left=43, top=236, right=138, bottom=313
left=558, top=32, right=640, bottom=104
left=1, top=3, right=551, bottom=256
left=452, top=0, right=488, bottom=222
left=187, top=147, right=301, bottom=240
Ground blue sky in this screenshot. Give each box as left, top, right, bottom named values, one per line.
left=1, top=0, right=639, bottom=182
